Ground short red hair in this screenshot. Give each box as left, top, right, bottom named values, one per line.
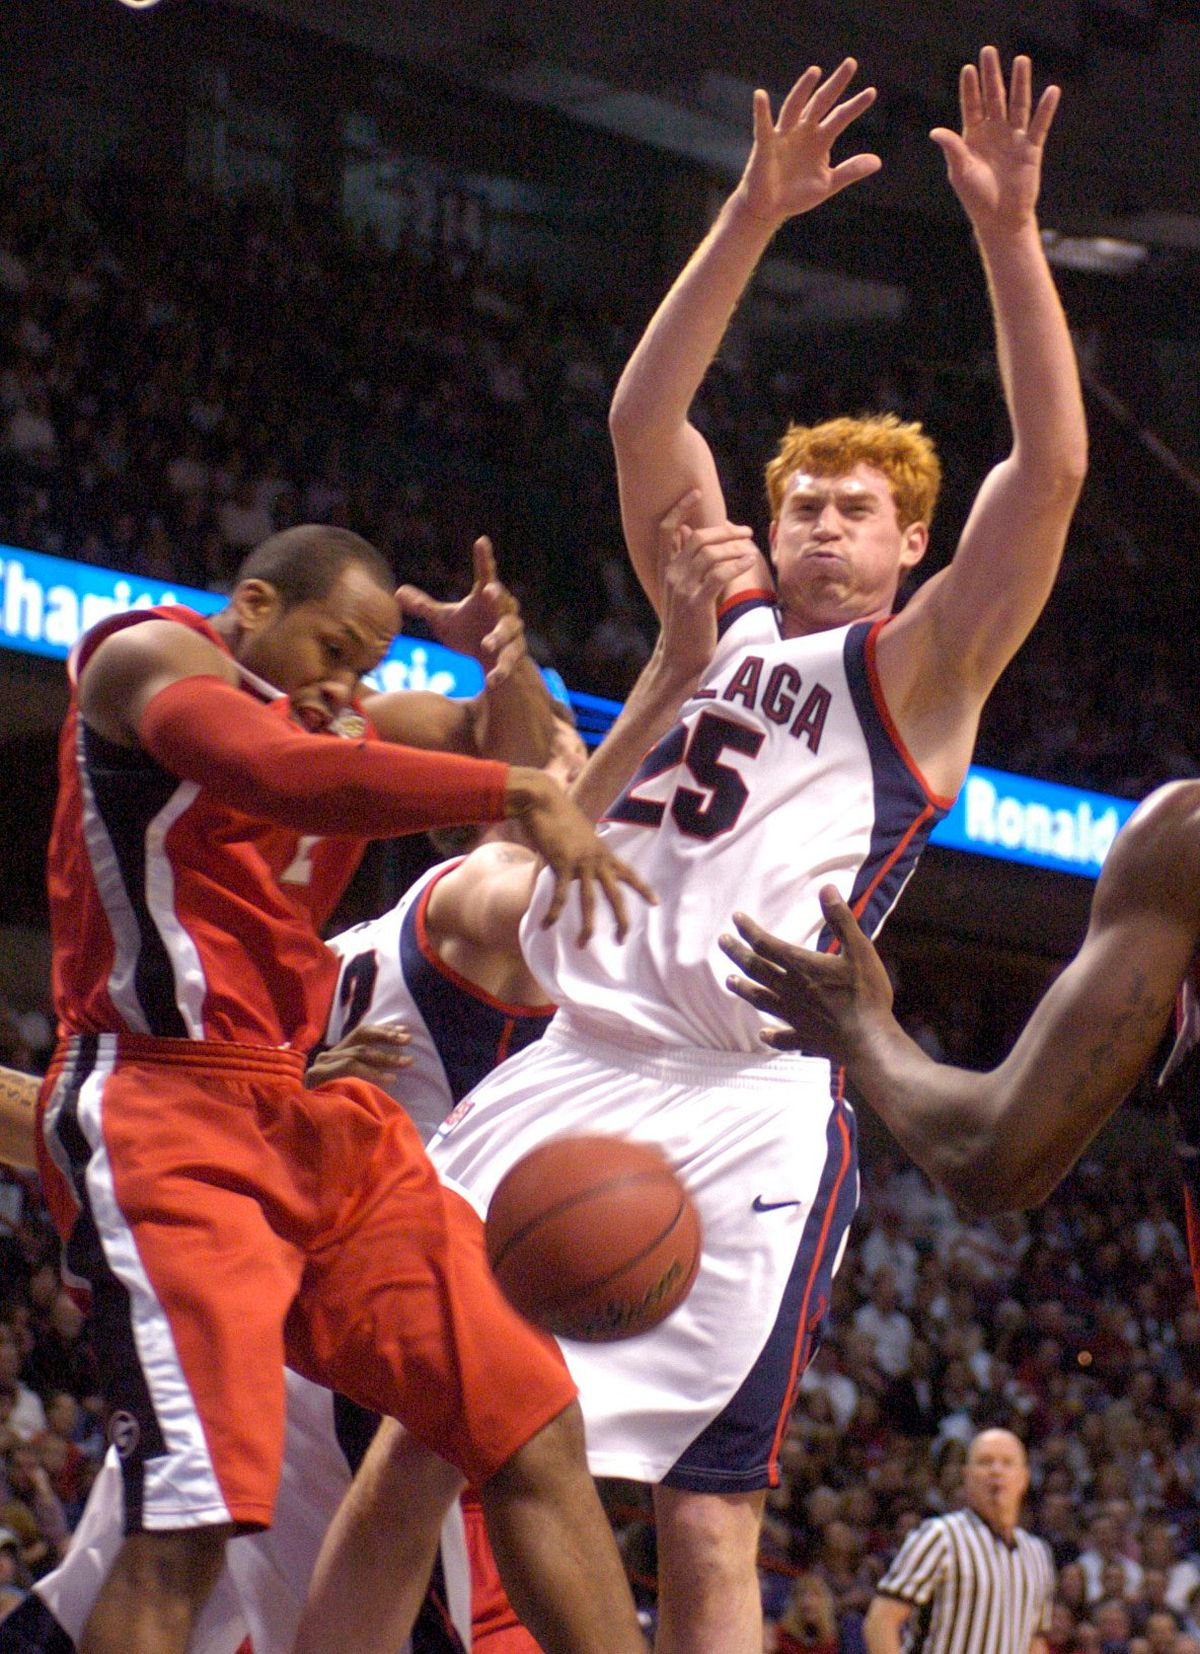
left=765, top=414, right=942, bottom=531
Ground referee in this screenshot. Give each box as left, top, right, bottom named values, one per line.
left=863, top=1428, right=1054, bottom=1654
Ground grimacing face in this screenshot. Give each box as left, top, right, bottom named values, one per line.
left=235, top=564, right=398, bottom=732
left=768, top=462, right=927, bottom=635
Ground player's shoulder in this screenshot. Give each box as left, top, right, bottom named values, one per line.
left=76, top=605, right=232, bottom=689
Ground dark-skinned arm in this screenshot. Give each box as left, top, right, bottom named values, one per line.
left=721, top=781, right=1200, bottom=1213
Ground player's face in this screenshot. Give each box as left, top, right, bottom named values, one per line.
left=237, top=564, right=398, bottom=731
left=769, top=463, right=927, bottom=634
left=963, top=1431, right=1029, bottom=1530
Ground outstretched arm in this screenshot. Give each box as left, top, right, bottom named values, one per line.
left=721, top=781, right=1200, bottom=1213
left=880, top=50, right=1087, bottom=792
left=363, top=536, right=554, bottom=764
left=609, top=60, right=880, bottom=613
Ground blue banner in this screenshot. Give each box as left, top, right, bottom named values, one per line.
left=0, top=544, right=486, bottom=700
left=929, top=764, right=1137, bottom=879
left=0, top=544, right=1139, bottom=878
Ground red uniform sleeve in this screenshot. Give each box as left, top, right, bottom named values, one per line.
left=139, top=675, right=510, bottom=837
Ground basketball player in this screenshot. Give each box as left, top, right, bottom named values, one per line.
left=38, top=522, right=654, bottom=1654
left=424, top=47, right=1087, bottom=1654
left=11, top=514, right=751, bottom=1654
left=718, top=778, right=1200, bottom=1220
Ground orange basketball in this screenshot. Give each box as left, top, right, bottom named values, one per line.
left=485, top=1135, right=702, bottom=1342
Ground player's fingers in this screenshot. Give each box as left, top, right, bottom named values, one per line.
left=575, top=870, right=596, bottom=947
left=979, top=45, right=1005, bottom=121
left=541, top=870, right=568, bottom=929
left=818, top=85, right=877, bottom=145
left=723, top=973, right=783, bottom=1016
left=760, top=1026, right=809, bottom=1052
left=827, top=153, right=883, bottom=197
left=1027, top=83, right=1060, bottom=147
left=596, top=864, right=630, bottom=942
left=777, top=66, right=822, bottom=129
left=751, top=87, right=775, bottom=146
left=959, top=61, right=983, bottom=128
left=929, top=129, right=969, bottom=178
left=615, top=858, right=656, bottom=907
left=659, top=488, right=703, bottom=545
left=395, top=582, right=436, bottom=619
left=719, top=931, right=784, bottom=988
left=471, top=535, right=497, bottom=589
left=817, top=884, right=867, bottom=959
left=804, top=57, right=860, bottom=126
left=730, top=911, right=802, bottom=973
left=1008, top=53, right=1032, bottom=129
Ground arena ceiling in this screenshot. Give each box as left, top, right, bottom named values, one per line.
left=227, top=0, right=1200, bottom=244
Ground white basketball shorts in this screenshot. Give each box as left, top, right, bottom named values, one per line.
left=431, top=1012, right=859, bottom=1491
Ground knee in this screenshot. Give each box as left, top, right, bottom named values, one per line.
left=656, top=1490, right=764, bottom=1589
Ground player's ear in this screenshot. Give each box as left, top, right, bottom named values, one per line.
left=768, top=517, right=779, bottom=563
left=899, top=521, right=928, bottom=572
left=231, top=578, right=283, bottom=636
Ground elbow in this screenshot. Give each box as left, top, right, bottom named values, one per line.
left=919, top=1116, right=1036, bottom=1216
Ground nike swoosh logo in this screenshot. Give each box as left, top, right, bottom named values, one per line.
left=752, top=1196, right=802, bottom=1213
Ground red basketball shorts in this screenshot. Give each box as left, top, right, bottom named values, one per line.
left=38, top=1033, right=575, bottom=1532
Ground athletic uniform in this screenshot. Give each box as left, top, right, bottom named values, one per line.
left=10, top=857, right=553, bottom=1654
left=36, top=603, right=574, bottom=1536
left=434, top=593, right=952, bottom=1491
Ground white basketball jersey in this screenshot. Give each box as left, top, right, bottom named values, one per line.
left=520, top=595, right=951, bottom=1050
left=325, top=859, right=554, bottom=1142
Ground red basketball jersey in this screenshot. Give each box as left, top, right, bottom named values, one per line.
left=48, top=605, right=366, bottom=1053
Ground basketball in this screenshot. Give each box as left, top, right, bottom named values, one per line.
left=485, top=1135, right=702, bottom=1342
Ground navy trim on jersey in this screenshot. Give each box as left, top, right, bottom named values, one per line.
left=331, top=1392, right=381, bottom=1477
left=79, top=724, right=189, bottom=1039
left=662, top=1098, right=858, bottom=1492
left=715, top=593, right=780, bottom=641
left=0, top=1593, right=77, bottom=1654
left=399, top=886, right=553, bottom=1104
left=818, top=623, right=948, bottom=949
left=47, top=1040, right=170, bottom=1533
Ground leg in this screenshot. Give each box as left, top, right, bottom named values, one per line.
left=480, top=1402, right=646, bottom=1654
left=651, top=1485, right=765, bottom=1654
left=80, top=1528, right=231, bottom=1654
left=291, top=1419, right=463, bottom=1654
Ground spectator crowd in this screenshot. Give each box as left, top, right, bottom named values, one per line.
left=1, top=163, right=1198, bottom=795
left=3, top=153, right=1200, bottom=1645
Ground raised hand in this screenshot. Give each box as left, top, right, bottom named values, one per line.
left=719, top=887, right=894, bottom=1058
left=397, top=536, right=527, bottom=685
left=657, top=490, right=762, bottom=683
left=931, top=47, right=1060, bottom=237
left=736, top=59, right=881, bottom=229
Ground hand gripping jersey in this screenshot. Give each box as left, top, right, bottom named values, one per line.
left=324, top=859, right=555, bottom=1141
left=48, top=605, right=366, bottom=1054
left=521, top=594, right=952, bottom=1051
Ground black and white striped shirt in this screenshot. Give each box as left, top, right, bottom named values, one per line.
left=876, top=1506, right=1055, bottom=1654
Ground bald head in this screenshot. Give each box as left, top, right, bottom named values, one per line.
left=963, top=1428, right=1030, bottom=1538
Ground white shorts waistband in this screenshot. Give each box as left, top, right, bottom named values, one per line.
left=550, top=1009, right=832, bottom=1091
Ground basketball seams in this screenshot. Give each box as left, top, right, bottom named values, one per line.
left=488, top=1169, right=681, bottom=1275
